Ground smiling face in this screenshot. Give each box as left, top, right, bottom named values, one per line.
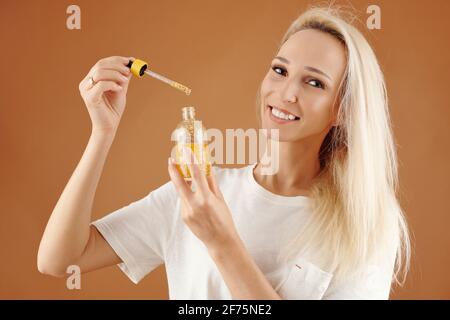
left=260, top=29, right=347, bottom=142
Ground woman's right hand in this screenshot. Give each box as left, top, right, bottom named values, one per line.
left=79, top=56, right=135, bottom=134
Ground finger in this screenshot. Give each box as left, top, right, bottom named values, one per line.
left=90, top=56, right=133, bottom=77
left=103, top=56, right=134, bottom=70
left=79, top=73, right=92, bottom=92
left=206, top=165, right=224, bottom=200
left=85, top=80, right=123, bottom=103
left=168, top=157, right=194, bottom=203
left=89, top=69, right=130, bottom=89
left=183, top=146, right=209, bottom=195
left=82, top=71, right=131, bottom=93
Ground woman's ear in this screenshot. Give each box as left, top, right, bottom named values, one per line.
left=330, top=109, right=339, bottom=127
left=331, top=116, right=343, bottom=127
left=331, top=99, right=342, bottom=127
left=331, top=115, right=341, bottom=127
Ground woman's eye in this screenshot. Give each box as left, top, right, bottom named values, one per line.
left=307, top=79, right=324, bottom=89
left=270, top=65, right=324, bottom=89
left=271, top=65, right=287, bottom=76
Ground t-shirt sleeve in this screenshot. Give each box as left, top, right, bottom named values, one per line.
left=322, top=264, right=395, bottom=300
left=90, top=180, right=178, bottom=284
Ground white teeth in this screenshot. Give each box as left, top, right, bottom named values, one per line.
left=271, top=106, right=297, bottom=121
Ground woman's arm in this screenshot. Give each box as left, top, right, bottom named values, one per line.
left=167, top=150, right=282, bottom=299
left=209, top=239, right=282, bottom=300
left=38, top=56, right=133, bottom=276
left=37, top=131, right=121, bottom=277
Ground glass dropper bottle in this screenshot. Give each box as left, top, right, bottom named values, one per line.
left=172, top=106, right=211, bottom=180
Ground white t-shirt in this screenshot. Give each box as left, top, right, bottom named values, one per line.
left=91, top=163, right=394, bottom=299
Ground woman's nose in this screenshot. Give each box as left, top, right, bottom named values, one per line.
left=286, top=95, right=298, bottom=104
left=280, top=80, right=299, bottom=104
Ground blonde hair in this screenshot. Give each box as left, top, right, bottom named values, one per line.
left=257, top=5, right=411, bottom=287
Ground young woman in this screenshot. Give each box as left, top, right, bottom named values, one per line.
left=38, top=6, right=410, bottom=299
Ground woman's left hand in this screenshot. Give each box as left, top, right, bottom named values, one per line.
left=167, top=147, right=240, bottom=252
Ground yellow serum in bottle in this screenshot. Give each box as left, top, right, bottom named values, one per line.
left=172, top=106, right=211, bottom=180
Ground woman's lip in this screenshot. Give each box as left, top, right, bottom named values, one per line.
left=267, top=105, right=300, bottom=124
left=269, top=105, right=300, bottom=118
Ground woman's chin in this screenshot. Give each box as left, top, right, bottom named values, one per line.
left=260, top=126, right=299, bottom=142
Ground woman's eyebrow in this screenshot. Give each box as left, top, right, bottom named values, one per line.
left=274, top=56, right=332, bottom=81
left=304, top=66, right=332, bottom=81
left=274, top=56, right=291, bottom=64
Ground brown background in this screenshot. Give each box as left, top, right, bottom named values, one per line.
left=1, top=0, right=449, bottom=299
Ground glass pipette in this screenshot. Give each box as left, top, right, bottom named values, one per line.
left=127, top=59, right=191, bottom=96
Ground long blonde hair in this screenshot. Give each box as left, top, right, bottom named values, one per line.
left=257, top=5, right=411, bottom=286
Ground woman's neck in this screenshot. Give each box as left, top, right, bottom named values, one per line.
left=253, top=137, right=322, bottom=197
